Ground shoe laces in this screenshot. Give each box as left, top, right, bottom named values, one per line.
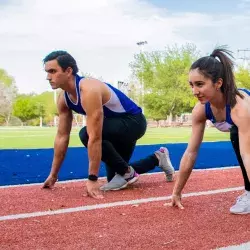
left=124, top=167, right=134, bottom=179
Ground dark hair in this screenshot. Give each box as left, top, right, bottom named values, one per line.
left=190, top=46, right=243, bottom=107
left=43, top=51, right=78, bottom=75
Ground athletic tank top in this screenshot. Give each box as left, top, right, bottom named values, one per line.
left=205, top=88, right=250, bottom=132
left=64, top=75, right=142, bottom=118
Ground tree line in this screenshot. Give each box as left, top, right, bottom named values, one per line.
left=1, top=43, right=250, bottom=126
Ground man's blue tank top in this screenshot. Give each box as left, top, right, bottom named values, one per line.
left=205, top=88, right=250, bottom=132
left=64, top=75, right=142, bottom=118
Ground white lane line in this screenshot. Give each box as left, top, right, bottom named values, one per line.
left=0, top=186, right=243, bottom=222
left=217, top=242, right=250, bottom=250
left=0, top=166, right=239, bottom=189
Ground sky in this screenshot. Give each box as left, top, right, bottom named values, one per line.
left=0, top=0, right=250, bottom=94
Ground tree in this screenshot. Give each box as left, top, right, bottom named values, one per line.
left=12, top=97, right=45, bottom=125
left=130, top=43, right=200, bottom=120
left=36, top=102, right=46, bottom=127
left=0, top=83, right=13, bottom=124
left=32, top=91, right=58, bottom=125
left=127, top=80, right=141, bottom=103
left=0, top=69, right=15, bottom=87
left=235, top=65, right=250, bottom=89
left=0, top=69, right=17, bottom=125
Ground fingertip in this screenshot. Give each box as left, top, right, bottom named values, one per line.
left=163, top=202, right=172, bottom=207
left=97, top=195, right=104, bottom=199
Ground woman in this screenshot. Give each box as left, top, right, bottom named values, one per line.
left=171, top=47, right=250, bottom=215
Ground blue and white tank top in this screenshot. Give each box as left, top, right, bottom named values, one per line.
left=205, top=88, right=250, bottom=132
left=64, top=75, right=142, bottom=118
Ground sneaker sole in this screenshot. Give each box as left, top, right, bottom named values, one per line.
left=127, top=175, right=139, bottom=184
left=101, top=183, right=128, bottom=191
left=230, top=210, right=250, bottom=215
left=166, top=174, right=174, bottom=182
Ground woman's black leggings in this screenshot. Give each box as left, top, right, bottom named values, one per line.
left=230, top=125, right=250, bottom=191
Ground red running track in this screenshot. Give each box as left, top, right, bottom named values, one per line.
left=0, top=168, right=250, bottom=250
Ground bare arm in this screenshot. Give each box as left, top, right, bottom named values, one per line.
left=173, top=103, right=206, bottom=196
left=80, top=79, right=104, bottom=176
left=231, top=95, right=250, bottom=181
left=50, top=92, right=73, bottom=176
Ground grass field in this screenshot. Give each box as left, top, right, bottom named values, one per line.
left=0, top=126, right=230, bottom=149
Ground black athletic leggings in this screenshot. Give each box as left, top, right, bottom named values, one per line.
left=230, top=125, right=250, bottom=191
left=79, top=113, right=159, bottom=181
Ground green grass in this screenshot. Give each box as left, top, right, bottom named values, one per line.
left=0, top=126, right=230, bottom=149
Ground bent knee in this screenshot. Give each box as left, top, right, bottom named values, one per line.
left=79, top=127, right=88, bottom=146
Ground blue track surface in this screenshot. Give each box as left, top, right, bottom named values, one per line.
left=0, top=142, right=238, bottom=186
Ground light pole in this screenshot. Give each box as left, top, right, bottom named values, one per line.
left=237, top=48, right=250, bottom=68
left=136, top=41, right=148, bottom=112
left=136, top=41, right=148, bottom=50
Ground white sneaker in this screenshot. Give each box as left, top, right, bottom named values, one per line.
left=100, top=167, right=139, bottom=191
left=230, top=191, right=250, bottom=215
left=155, top=147, right=175, bottom=182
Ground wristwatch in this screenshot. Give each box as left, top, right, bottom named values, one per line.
left=88, top=174, right=98, bottom=181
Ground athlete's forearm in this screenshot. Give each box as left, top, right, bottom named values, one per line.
left=50, top=134, right=70, bottom=176
left=173, top=151, right=198, bottom=195
left=87, top=139, right=102, bottom=176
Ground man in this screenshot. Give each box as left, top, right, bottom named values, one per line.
left=42, top=50, right=175, bottom=198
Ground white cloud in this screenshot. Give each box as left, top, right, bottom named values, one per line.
left=0, top=0, right=250, bottom=93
